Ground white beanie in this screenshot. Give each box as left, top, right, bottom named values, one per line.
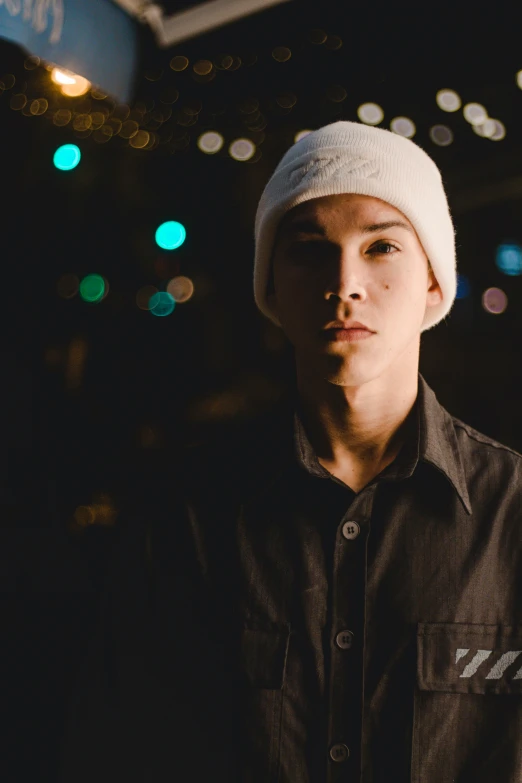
left=253, top=120, right=457, bottom=333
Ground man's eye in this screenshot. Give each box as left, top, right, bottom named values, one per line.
left=369, top=242, right=399, bottom=255
left=285, top=240, right=399, bottom=260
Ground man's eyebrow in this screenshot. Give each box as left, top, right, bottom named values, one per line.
left=282, top=217, right=414, bottom=237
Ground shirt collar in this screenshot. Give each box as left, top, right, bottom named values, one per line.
left=242, top=372, right=472, bottom=516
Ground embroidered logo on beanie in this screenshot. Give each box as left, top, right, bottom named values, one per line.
left=288, top=154, right=379, bottom=189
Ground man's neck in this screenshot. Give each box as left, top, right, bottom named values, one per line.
left=295, top=371, right=419, bottom=472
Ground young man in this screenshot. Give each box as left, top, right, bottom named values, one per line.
left=60, top=122, right=522, bottom=783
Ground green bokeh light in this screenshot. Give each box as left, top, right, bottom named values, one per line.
left=155, top=221, right=186, bottom=250
left=149, top=291, right=176, bottom=316
left=53, top=144, right=81, bottom=171
left=79, top=274, right=105, bottom=303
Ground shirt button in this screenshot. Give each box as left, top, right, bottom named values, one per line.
left=342, top=520, right=360, bottom=540
left=329, top=743, right=350, bottom=763
left=335, top=630, right=354, bottom=649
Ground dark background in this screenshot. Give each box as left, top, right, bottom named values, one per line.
left=2, top=0, right=522, bottom=779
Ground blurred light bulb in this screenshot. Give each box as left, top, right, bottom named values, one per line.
left=61, top=75, right=91, bottom=97
left=51, top=67, right=76, bottom=85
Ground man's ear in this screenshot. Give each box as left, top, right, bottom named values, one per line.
left=426, top=261, right=443, bottom=306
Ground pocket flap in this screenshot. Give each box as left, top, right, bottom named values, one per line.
left=240, top=625, right=290, bottom=689
left=417, top=623, right=522, bottom=694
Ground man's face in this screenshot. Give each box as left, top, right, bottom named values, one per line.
left=267, top=193, right=443, bottom=387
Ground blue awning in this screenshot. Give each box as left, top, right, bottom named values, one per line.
left=0, top=0, right=138, bottom=103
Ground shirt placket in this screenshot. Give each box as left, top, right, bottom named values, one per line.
left=326, top=487, right=376, bottom=782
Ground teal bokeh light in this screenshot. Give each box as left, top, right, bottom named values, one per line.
left=495, top=243, right=522, bottom=277
left=155, top=221, right=186, bottom=250
left=149, top=291, right=176, bottom=316
left=53, top=144, right=81, bottom=171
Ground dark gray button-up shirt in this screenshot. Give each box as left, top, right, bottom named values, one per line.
left=60, top=372, right=522, bottom=783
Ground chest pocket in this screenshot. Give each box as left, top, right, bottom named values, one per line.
left=411, top=623, right=522, bottom=783
left=238, top=623, right=291, bottom=783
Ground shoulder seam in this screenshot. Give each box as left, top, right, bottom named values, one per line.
left=452, top=418, right=522, bottom=461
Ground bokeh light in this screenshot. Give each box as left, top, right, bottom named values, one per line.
left=155, top=221, right=186, bottom=250
left=357, top=103, right=384, bottom=125
left=79, top=274, right=106, bottom=303
left=53, top=144, right=81, bottom=170
left=149, top=291, right=176, bottom=316
left=272, top=46, right=291, bottom=62
left=197, top=131, right=224, bottom=154
left=51, top=67, right=91, bottom=97
left=129, top=130, right=150, bottom=149
left=51, top=67, right=75, bottom=85
left=472, top=118, right=497, bottom=138
left=166, top=275, right=194, bottom=303
left=119, top=120, right=139, bottom=139
left=496, top=243, right=522, bottom=276
left=429, top=125, right=454, bottom=146
left=170, top=56, right=189, bottom=71
left=53, top=109, right=72, bottom=127
left=193, top=59, right=213, bottom=76
left=390, top=117, right=416, bottom=138
left=61, top=78, right=91, bottom=97
left=229, top=138, right=256, bottom=161
left=30, top=98, right=48, bottom=116
left=489, top=120, right=506, bottom=141
left=294, top=130, right=313, bottom=143
left=463, top=103, right=487, bottom=125
left=456, top=273, right=471, bottom=299
left=482, top=287, right=507, bottom=315
left=472, top=118, right=506, bottom=140
left=436, top=89, right=462, bottom=112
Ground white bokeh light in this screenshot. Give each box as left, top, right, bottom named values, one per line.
left=489, top=119, right=506, bottom=141
left=390, top=116, right=416, bottom=138
left=463, top=103, right=488, bottom=125
left=229, top=138, right=255, bottom=161
left=357, top=102, right=384, bottom=125
left=294, top=130, right=313, bottom=143
left=197, top=131, right=224, bottom=154
left=472, top=118, right=506, bottom=141
left=475, top=119, right=497, bottom=138
left=436, top=89, right=462, bottom=112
